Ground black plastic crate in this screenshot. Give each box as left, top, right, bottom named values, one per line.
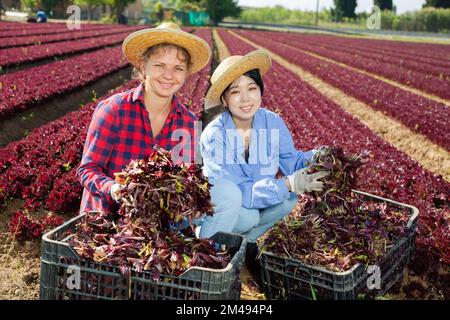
left=40, top=212, right=246, bottom=300
left=260, top=190, right=419, bottom=300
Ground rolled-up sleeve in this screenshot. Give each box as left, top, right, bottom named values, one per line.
left=76, top=100, right=118, bottom=203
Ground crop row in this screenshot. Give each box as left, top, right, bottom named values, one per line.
left=233, top=29, right=450, bottom=150
left=0, top=21, right=67, bottom=31
left=0, top=23, right=116, bottom=38
left=298, top=33, right=450, bottom=71
left=0, top=31, right=134, bottom=68
left=244, top=30, right=450, bottom=99
left=303, top=33, right=450, bottom=64
left=0, top=25, right=142, bottom=49
left=0, top=46, right=131, bottom=119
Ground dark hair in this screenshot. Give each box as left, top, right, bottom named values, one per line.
left=221, top=69, right=264, bottom=104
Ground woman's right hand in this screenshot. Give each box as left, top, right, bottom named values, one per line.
left=287, top=168, right=329, bottom=195
left=110, top=183, right=124, bottom=202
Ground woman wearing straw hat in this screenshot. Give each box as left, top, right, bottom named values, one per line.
left=76, top=22, right=211, bottom=215
left=198, top=49, right=328, bottom=277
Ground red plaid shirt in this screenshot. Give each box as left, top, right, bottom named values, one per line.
left=76, top=83, right=198, bottom=214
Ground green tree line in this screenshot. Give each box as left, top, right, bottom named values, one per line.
left=12, top=0, right=450, bottom=30
left=238, top=0, right=450, bottom=33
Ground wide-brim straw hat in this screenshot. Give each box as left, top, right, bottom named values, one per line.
left=122, top=22, right=211, bottom=74
left=204, top=49, right=271, bottom=110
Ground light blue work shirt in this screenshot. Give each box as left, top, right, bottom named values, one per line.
left=200, top=108, right=316, bottom=209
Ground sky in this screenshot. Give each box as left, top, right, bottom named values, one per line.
left=237, top=0, right=427, bottom=14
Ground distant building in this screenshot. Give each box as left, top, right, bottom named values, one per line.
left=2, top=0, right=21, bottom=10
left=86, top=0, right=142, bottom=22
left=126, top=0, right=143, bottom=21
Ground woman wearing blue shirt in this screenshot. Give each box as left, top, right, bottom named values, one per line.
left=198, top=50, right=328, bottom=277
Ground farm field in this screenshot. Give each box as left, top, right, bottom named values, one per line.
left=0, top=21, right=448, bottom=300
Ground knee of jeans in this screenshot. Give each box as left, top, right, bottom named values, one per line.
left=248, top=212, right=260, bottom=230
left=234, top=208, right=260, bottom=233
left=242, top=208, right=260, bottom=228
left=210, top=178, right=242, bottom=211
left=280, top=193, right=298, bottom=217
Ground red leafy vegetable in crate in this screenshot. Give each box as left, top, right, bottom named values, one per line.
left=306, top=146, right=370, bottom=197
left=117, top=146, right=214, bottom=230
left=70, top=146, right=229, bottom=281
left=261, top=147, right=410, bottom=272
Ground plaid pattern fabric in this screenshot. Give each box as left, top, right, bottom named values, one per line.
left=76, top=83, right=197, bottom=214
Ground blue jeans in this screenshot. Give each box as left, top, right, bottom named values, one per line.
left=195, top=178, right=298, bottom=242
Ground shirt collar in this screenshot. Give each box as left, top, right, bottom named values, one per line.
left=221, top=109, right=264, bottom=169
left=132, top=83, right=184, bottom=117
left=132, top=83, right=145, bottom=104
left=222, top=108, right=263, bottom=130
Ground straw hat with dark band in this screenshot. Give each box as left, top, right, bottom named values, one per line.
left=122, top=22, right=211, bottom=74
left=204, top=49, right=272, bottom=110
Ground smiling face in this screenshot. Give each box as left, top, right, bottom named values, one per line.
left=222, top=75, right=262, bottom=124
left=141, top=46, right=189, bottom=98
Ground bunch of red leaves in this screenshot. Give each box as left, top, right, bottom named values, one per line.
left=261, top=147, right=411, bottom=272
left=117, top=146, right=214, bottom=230
left=70, top=147, right=229, bottom=281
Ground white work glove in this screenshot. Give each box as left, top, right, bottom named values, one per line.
left=311, top=146, right=329, bottom=163
left=287, top=168, right=329, bottom=195
left=110, top=183, right=124, bottom=202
